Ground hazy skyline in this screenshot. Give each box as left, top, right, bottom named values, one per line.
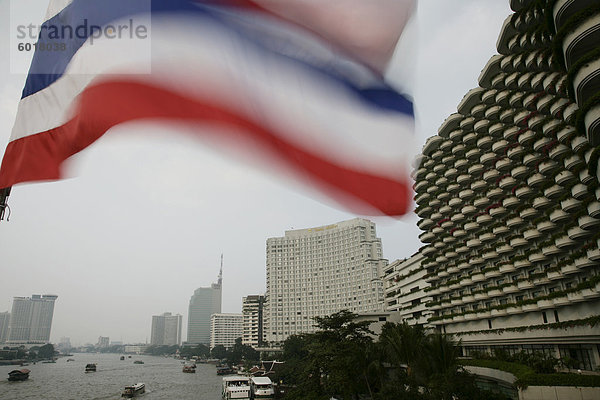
left=0, top=0, right=511, bottom=345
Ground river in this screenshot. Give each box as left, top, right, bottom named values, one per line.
left=0, top=353, right=223, bottom=400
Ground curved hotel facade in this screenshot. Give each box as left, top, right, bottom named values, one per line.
left=412, top=0, right=600, bottom=369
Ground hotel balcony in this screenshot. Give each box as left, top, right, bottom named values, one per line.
left=542, top=245, right=561, bottom=256
left=499, top=176, right=517, bottom=189
left=518, top=129, right=536, bottom=146
left=527, top=172, right=546, bottom=187
left=519, top=207, right=538, bottom=219
left=589, top=201, right=600, bottom=218
left=474, top=197, right=491, bottom=208
left=571, top=183, right=589, bottom=200
left=575, top=256, right=595, bottom=269
left=503, top=196, right=520, bottom=208
left=588, top=248, right=600, bottom=261
left=537, top=220, right=557, bottom=232
left=507, top=216, right=526, bottom=228
left=579, top=215, right=600, bottom=230
left=523, top=228, right=542, bottom=240
left=555, top=170, right=575, bottom=185
left=544, top=184, right=564, bottom=198
left=483, top=168, right=500, bottom=182
left=529, top=251, right=548, bottom=263
left=495, top=158, right=512, bottom=171
left=538, top=160, right=559, bottom=175
left=561, top=263, right=579, bottom=275
left=549, top=208, right=570, bottom=223
left=555, top=234, right=577, bottom=248
left=523, top=152, right=542, bottom=167
left=532, top=196, right=551, bottom=209
left=561, top=197, right=582, bottom=212
left=564, top=154, right=584, bottom=170
left=493, top=225, right=511, bottom=235
left=548, top=143, right=570, bottom=160
left=515, top=186, right=535, bottom=199
left=487, top=187, right=504, bottom=199
left=471, top=180, right=487, bottom=191
left=451, top=213, right=466, bottom=222
left=510, top=237, right=528, bottom=247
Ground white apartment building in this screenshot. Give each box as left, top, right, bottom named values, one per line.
left=242, top=295, right=265, bottom=348
left=265, top=218, right=387, bottom=345
left=383, top=253, right=433, bottom=327
left=210, top=313, right=243, bottom=349
left=151, top=312, right=183, bottom=346
left=7, top=294, right=58, bottom=344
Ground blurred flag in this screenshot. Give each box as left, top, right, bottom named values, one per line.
left=0, top=0, right=415, bottom=216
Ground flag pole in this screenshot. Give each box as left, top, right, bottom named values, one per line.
left=0, top=187, right=11, bottom=221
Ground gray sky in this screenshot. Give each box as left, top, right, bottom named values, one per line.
left=0, top=0, right=510, bottom=346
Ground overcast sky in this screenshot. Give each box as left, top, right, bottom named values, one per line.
left=0, top=0, right=511, bottom=346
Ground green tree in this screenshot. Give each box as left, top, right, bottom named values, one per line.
left=211, top=344, right=228, bottom=359
left=38, top=343, right=55, bottom=359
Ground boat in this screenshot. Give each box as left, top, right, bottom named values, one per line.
left=85, top=363, right=97, bottom=372
left=222, top=376, right=251, bottom=399
left=250, top=376, right=275, bottom=398
left=41, top=359, right=56, bottom=363
left=133, top=360, right=144, bottom=364
left=120, top=356, right=125, bottom=360
left=217, top=366, right=234, bottom=375
left=182, top=365, right=196, bottom=374
left=121, top=382, right=145, bottom=398
left=8, top=369, right=30, bottom=381
left=66, top=358, right=75, bottom=362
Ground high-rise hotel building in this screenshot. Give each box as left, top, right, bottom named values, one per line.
left=413, top=0, right=600, bottom=370
left=242, top=295, right=265, bottom=348
left=265, top=218, right=387, bottom=345
left=151, top=312, right=183, bottom=346
left=6, top=294, right=58, bottom=344
left=210, top=313, right=243, bottom=349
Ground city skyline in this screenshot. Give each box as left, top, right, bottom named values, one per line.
left=0, top=0, right=512, bottom=345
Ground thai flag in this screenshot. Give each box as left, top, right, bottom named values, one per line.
left=0, top=0, right=415, bottom=216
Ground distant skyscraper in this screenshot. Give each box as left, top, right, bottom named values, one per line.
left=7, top=294, right=58, bottom=344
left=242, top=295, right=265, bottom=348
left=187, top=261, right=223, bottom=345
left=97, top=336, right=109, bottom=348
left=151, top=312, right=183, bottom=346
left=265, top=218, right=387, bottom=344
left=0, top=312, right=10, bottom=343
left=210, top=313, right=243, bottom=349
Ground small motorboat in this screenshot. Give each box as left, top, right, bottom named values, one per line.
left=133, top=360, right=144, bottom=364
left=182, top=365, right=196, bottom=373
left=122, top=382, right=145, bottom=398
left=85, top=363, right=97, bottom=372
left=120, top=356, right=125, bottom=360
left=8, top=369, right=30, bottom=381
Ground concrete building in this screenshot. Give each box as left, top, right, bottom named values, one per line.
left=210, top=313, right=243, bottom=349
left=265, top=218, right=387, bottom=345
left=188, top=267, right=222, bottom=345
left=151, top=312, right=182, bottom=346
left=0, top=312, right=9, bottom=343
left=242, top=295, right=265, bottom=348
left=124, top=344, right=147, bottom=354
left=383, top=253, right=433, bottom=327
left=413, top=0, right=600, bottom=371
left=96, top=336, right=109, bottom=348
left=6, top=294, right=58, bottom=344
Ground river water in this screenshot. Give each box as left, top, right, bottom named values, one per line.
left=0, top=353, right=223, bottom=400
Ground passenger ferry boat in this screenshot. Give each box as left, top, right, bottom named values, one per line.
left=85, top=363, right=97, bottom=372
left=121, top=383, right=145, bottom=398
left=250, top=377, right=275, bottom=398
left=8, top=369, right=30, bottom=381
left=222, top=376, right=251, bottom=399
